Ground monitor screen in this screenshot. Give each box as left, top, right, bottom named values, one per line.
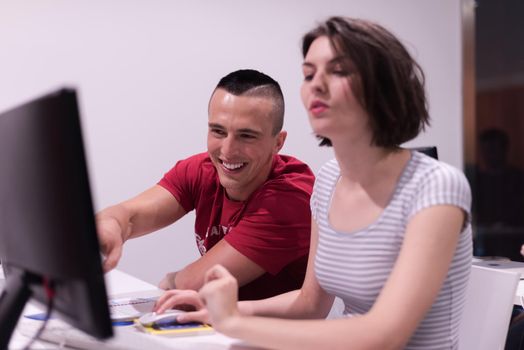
left=0, top=88, right=112, bottom=347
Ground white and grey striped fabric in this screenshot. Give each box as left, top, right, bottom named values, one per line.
left=312, top=151, right=473, bottom=350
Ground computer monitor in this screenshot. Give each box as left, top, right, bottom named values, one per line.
left=0, top=88, right=113, bottom=348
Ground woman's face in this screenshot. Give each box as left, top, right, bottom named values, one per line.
left=300, top=36, right=370, bottom=144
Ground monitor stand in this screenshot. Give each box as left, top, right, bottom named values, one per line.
left=0, top=268, right=39, bottom=350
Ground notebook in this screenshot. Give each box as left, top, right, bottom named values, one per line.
left=109, top=296, right=158, bottom=322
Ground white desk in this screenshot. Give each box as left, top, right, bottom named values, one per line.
left=5, top=262, right=524, bottom=349
left=3, top=269, right=259, bottom=350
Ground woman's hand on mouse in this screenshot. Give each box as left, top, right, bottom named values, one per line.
left=198, top=264, right=241, bottom=332
left=154, top=289, right=210, bottom=324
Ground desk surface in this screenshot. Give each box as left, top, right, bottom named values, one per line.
left=5, top=262, right=524, bottom=349
left=3, top=268, right=257, bottom=350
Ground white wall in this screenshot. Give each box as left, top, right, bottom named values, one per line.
left=0, top=0, right=464, bottom=285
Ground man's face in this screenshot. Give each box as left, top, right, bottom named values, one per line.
left=207, top=89, right=286, bottom=201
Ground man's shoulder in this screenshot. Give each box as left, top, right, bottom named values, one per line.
left=272, top=154, right=314, bottom=179
left=176, top=152, right=215, bottom=172
left=181, top=152, right=212, bottom=164
left=253, top=154, right=315, bottom=198
left=165, top=152, right=216, bottom=185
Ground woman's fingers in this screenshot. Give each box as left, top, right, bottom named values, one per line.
left=154, top=289, right=203, bottom=314
left=177, top=309, right=210, bottom=324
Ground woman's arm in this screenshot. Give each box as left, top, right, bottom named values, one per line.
left=239, top=219, right=334, bottom=319
left=201, top=205, right=466, bottom=350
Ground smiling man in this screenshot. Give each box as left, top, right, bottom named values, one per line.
left=96, top=70, right=314, bottom=300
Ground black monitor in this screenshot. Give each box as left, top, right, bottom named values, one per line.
left=0, top=88, right=112, bottom=348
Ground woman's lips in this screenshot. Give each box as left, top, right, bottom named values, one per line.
left=310, top=101, right=329, bottom=116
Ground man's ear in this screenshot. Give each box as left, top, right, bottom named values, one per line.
left=273, top=131, right=287, bottom=153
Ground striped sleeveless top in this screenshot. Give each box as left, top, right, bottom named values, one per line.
left=311, top=151, right=472, bottom=349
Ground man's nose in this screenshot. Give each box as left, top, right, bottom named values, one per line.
left=221, top=135, right=239, bottom=158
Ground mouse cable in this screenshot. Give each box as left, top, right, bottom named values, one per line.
left=22, top=277, right=55, bottom=350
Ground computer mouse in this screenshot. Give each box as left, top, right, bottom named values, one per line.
left=138, top=309, right=185, bottom=327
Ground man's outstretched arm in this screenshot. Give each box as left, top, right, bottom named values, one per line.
left=97, top=185, right=187, bottom=271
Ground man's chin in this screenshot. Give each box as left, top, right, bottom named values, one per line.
left=217, top=176, right=241, bottom=190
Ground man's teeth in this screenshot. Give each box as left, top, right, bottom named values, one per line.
left=223, top=162, right=244, bottom=170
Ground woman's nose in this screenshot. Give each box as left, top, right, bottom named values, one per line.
left=310, top=72, right=327, bottom=94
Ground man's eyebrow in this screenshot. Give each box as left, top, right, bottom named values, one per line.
left=208, top=123, right=225, bottom=129
left=208, top=123, right=262, bottom=135
left=236, top=128, right=262, bottom=136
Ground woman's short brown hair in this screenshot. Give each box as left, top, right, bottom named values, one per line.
left=302, top=17, right=430, bottom=148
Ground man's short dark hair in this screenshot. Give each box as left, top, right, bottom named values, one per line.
left=302, top=17, right=430, bottom=148
left=213, top=69, right=285, bottom=135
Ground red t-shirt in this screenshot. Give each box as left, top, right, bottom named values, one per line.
left=158, top=152, right=314, bottom=300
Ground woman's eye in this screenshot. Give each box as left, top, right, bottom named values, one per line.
left=333, top=69, right=350, bottom=76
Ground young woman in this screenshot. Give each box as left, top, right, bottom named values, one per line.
left=155, top=17, right=472, bottom=350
